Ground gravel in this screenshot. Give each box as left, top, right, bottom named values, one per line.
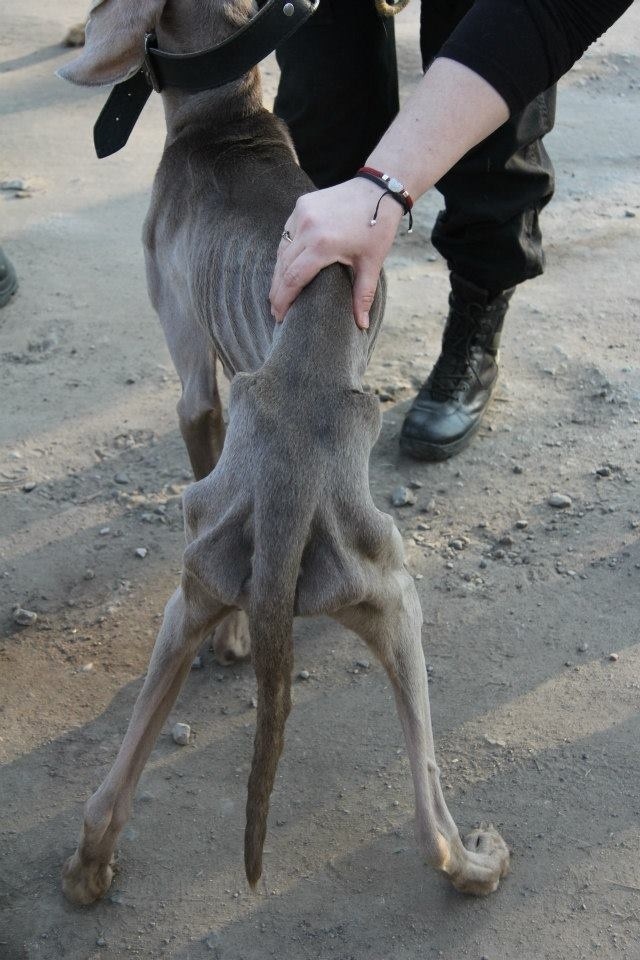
left=390, top=486, right=416, bottom=507
left=13, top=606, right=37, bottom=626
left=172, top=722, right=191, bottom=746
left=548, top=492, right=573, bottom=509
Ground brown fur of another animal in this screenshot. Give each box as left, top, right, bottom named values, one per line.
left=57, top=0, right=509, bottom=905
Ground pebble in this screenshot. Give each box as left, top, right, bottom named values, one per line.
left=450, top=539, right=466, bottom=551
left=390, top=486, right=416, bottom=508
left=191, top=655, right=204, bottom=670
left=96, top=937, right=107, bottom=948
left=250, top=697, right=258, bottom=709
left=84, top=568, right=95, bottom=580
left=1, top=178, right=29, bottom=191
left=172, top=722, right=191, bottom=745
left=577, top=642, right=589, bottom=653
left=479, top=558, right=488, bottom=569
left=595, top=465, right=612, bottom=477
left=135, top=547, right=148, bottom=559
left=515, top=519, right=529, bottom=530
left=80, top=662, right=94, bottom=672
left=548, top=492, right=572, bottom=509
left=512, top=464, right=524, bottom=475
left=114, top=473, right=130, bottom=485
left=355, top=659, right=370, bottom=669
left=493, top=548, right=506, bottom=559
left=609, top=652, right=619, bottom=662
left=99, top=527, right=110, bottom=536
left=297, top=669, right=310, bottom=681
left=13, top=606, right=37, bottom=626
left=499, top=533, right=515, bottom=546
left=408, top=479, right=423, bottom=490
left=22, top=481, right=37, bottom=492
left=484, top=735, right=506, bottom=748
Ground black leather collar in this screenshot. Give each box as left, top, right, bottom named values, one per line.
left=93, top=0, right=319, bottom=159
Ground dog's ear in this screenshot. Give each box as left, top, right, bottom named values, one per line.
left=57, top=0, right=166, bottom=87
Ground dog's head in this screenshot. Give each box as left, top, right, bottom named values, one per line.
left=57, top=0, right=257, bottom=88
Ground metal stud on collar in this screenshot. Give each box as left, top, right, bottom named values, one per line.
left=283, top=2, right=294, bottom=15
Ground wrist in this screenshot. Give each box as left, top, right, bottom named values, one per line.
left=355, top=167, right=413, bottom=233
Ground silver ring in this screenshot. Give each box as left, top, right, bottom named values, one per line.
left=281, top=229, right=294, bottom=243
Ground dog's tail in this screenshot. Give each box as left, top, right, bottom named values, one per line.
left=244, top=493, right=313, bottom=889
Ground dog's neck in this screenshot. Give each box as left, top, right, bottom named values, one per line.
left=155, top=0, right=264, bottom=140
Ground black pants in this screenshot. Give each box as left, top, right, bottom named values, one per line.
left=275, top=0, right=556, bottom=293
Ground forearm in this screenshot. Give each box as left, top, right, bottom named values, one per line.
left=367, top=56, right=509, bottom=201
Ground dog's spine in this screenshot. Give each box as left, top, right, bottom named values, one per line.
left=244, top=499, right=312, bottom=888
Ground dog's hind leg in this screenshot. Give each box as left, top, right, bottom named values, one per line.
left=336, top=570, right=509, bottom=896
left=176, top=347, right=225, bottom=482
left=62, top=579, right=227, bottom=904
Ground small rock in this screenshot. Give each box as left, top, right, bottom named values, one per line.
left=135, top=547, right=148, bottom=559
left=499, top=533, right=515, bottom=546
left=493, top=548, right=506, bottom=559
left=548, top=492, right=572, bottom=509
left=249, top=697, right=258, bottom=709
left=13, top=606, right=38, bottom=626
left=390, top=486, right=416, bottom=508
left=99, top=526, right=110, bottom=536
left=484, top=735, right=506, bottom=748
left=450, top=539, right=465, bottom=551
left=172, top=722, right=191, bottom=745
left=84, top=568, right=95, bottom=581
left=114, top=473, right=130, bottom=485
left=96, top=936, right=107, bottom=948
left=512, top=464, right=524, bottom=475
left=608, top=652, right=619, bottom=662
left=515, top=519, right=529, bottom=530
left=22, top=481, right=37, bottom=493
left=297, top=669, right=310, bottom=681
left=624, top=209, right=636, bottom=218
left=355, top=659, right=370, bottom=670
left=479, top=558, right=488, bottom=569
left=577, top=642, right=589, bottom=653
left=191, top=655, right=204, bottom=670
left=80, top=662, right=94, bottom=673
left=1, top=178, right=29, bottom=191
left=595, top=465, right=612, bottom=477
left=445, top=561, right=454, bottom=570
left=408, top=479, right=423, bottom=490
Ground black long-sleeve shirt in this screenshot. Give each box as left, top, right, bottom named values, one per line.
left=438, top=0, right=635, bottom=113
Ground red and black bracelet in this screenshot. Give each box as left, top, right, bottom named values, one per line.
left=356, top=166, right=414, bottom=233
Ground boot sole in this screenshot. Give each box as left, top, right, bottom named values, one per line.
left=0, top=271, right=18, bottom=309
left=399, top=419, right=482, bottom=462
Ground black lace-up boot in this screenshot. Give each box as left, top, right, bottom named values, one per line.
left=400, top=273, right=515, bottom=461
left=0, top=247, right=18, bottom=309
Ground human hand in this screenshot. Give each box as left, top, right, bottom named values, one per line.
left=269, top=177, right=404, bottom=330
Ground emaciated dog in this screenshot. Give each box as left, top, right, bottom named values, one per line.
left=58, top=0, right=509, bottom=904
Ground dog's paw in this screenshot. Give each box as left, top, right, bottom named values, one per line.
left=62, top=850, right=114, bottom=905
left=447, top=825, right=510, bottom=897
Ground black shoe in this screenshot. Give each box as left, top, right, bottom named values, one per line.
left=400, top=273, right=514, bottom=462
left=0, top=247, right=18, bottom=309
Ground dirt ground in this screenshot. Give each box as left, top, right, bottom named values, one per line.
left=2, top=3, right=640, bottom=959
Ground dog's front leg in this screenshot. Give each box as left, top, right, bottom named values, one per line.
left=337, top=570, right=509, bottom=896
left=62, top=582, right=227, bottom=904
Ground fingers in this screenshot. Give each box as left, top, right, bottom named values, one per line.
left=352, top=261, right=383, bottom=330
left=270, top=246, right=331, bottom=322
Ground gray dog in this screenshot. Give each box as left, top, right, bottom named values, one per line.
left=58, top=0, right=509, bottom=905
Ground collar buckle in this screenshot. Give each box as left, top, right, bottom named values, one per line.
left=143, top=33, right=162, bottom=92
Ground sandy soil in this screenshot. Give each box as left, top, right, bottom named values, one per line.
left=1, top=3, right=640, bottom=959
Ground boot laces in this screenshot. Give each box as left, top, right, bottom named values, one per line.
left=425, top=305, right=495, bottom=402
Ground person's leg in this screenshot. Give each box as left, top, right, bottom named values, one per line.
left=400, top=0, right=556, bottom=461
left=0, top=247, right=18, bottom=309
left=274, top=0, right=399, bottom=188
